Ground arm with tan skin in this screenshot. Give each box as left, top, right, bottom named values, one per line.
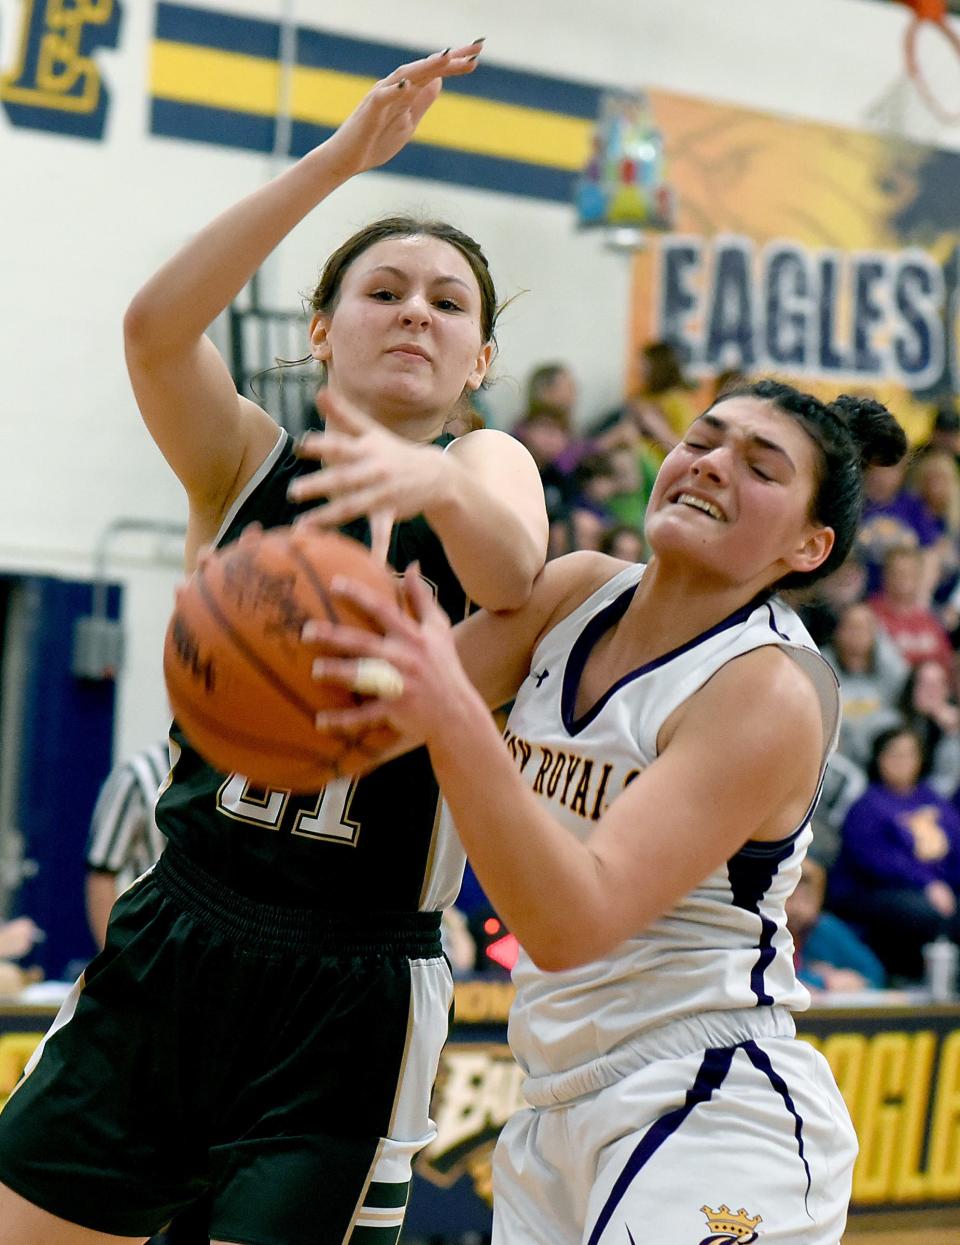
left=123, top=45, right=485, bottom=561
left=293, top=397, right=548, bottom=609
left=310, top=568, right=824, bottom=971
left=85, top=873, right=117, bottom=950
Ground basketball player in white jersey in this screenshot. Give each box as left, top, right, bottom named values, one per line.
left=305, top=379, right=907, bottom=1243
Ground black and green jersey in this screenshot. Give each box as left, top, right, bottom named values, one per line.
left=156, top=430, right=469, bottom=910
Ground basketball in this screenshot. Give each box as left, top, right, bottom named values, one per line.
left=163, top=526, right=402, bottom=791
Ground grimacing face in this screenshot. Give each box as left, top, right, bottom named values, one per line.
left=309, top=235, right=492, bottom=427
left=644, top=397, right=834, bottom=590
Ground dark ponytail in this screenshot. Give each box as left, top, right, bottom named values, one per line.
left=714, top=380, right=907, bottom=589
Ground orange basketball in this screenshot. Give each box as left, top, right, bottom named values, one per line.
left=163, top=526, right=400, bottom=791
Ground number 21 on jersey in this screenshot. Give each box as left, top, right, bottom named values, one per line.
left=216, top=774, right=363, bottom=846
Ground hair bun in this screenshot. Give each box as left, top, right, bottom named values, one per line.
left=828, top=394, right=907, bottom=469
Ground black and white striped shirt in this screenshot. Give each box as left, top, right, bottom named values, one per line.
left=86, top=741, right=170, bottom=891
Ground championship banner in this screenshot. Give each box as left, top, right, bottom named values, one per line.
left=627, top=89, right=960, bottom=442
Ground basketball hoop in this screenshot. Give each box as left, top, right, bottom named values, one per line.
left=898, top=0, right=960, bottom=123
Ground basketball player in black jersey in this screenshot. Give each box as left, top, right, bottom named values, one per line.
left=0, top=44, right=547, bottom=1245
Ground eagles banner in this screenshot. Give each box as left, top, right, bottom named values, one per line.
left=629, top=89, right=960, bottom=443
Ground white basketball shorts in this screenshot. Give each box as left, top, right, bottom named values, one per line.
left=492, top=1034, right=857, bottom=1244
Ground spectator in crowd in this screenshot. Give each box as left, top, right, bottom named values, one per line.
left=793, top=554, right=869, bottom=648
left=897, top=660, right=960, bottom=797
left=857, top=458, right=940, bottom=595
left=589, top=340, right=695, bottom=461
left=786, top=855, right=885, bottom=995
left=917, top=406, right=960, bottom=466
left=85, top=740, right=170, bottom=949
left=547, top=505, right=608, bottom=557
left=869, top=546, right=954, bottom=676
left=537, top=364, right=660, bottom=481
left=512, top=411, right=576, bottom=520
left=522, top=362, right=578, bottom=430
left=599, top=523, right=646, bottom=562
left=570, top=452, right=619, bottom=523
left=830, top=726, right=960, bottom=981
left=603, top=443, right=658, bottom=537
left=629, top=340, right=699, bottom=450
left=711, top=367, right=747, bottom=402
left=821, top=600, right=908, bottom=768
left=906, top=450, right=960, bottom=608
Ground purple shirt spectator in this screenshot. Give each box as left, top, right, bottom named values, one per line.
left=831, top=781, right=960, bottom=905
left=858, top=492, right=940, bottom=594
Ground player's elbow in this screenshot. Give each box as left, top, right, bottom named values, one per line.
left=123, top=295, right=162, bottom=364
left=484, top=578, right=534, bottom=614
left=476, top=549, right=542, bottom=613
left=123, top=291, right=180, bottom=361
left=523, top=929, right=604, bottom=974
left=528, top=947, right=580, bottom=973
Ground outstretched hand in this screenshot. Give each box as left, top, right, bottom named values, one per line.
left=324, top=41, right=485, bottom=178
left=289, top=389, right=448, bottom=534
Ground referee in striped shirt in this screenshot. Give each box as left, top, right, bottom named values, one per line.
left=85, top=740, right=169, bottom=948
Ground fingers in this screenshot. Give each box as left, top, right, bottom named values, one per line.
left=311, top=655, right=404, bottom=698
left=314, top=697, right=393, bottom=733
left=333, top=574, right=421, bottom=638
left=314, top=388, right=373, bottom=435
left=302, top=618, right=395, bottom=656
left=380, top=40, right=485, bottom=90
left=401, top=563, right=435, bottom=623
left=293, top=430, right=372, bottom=472
left=289, top=458, right=383, bottom=506
left=295, top=491, right=392, bottom=530
left=237, top=522, right=263, bottom=547
left=369, top=508, right=395, bottom=565
left=294, top=431, right=325, bottom=462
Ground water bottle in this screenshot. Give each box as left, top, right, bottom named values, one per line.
left=923, top=936, right=959, bottom=1001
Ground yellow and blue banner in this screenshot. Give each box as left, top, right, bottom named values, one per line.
left=149, top=2, right=604, bottom=202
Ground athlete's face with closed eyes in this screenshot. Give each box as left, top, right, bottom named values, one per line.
left=309, top=235, right=492, bottom=428
left=644, top=396, right=834, bottom=588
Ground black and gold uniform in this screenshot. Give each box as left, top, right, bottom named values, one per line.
left=0, top=432, right=466, bottom=1245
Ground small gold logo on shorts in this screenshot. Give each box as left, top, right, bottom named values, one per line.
left=699, top=1203, right=763, bottom=1243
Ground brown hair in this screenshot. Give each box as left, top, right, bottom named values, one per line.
left=309, top=214, right=499, bottom=345
left=642, top=340, right=688, bottom=394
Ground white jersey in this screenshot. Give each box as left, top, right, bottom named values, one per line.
left=504, top=562, right=840, bottom=1096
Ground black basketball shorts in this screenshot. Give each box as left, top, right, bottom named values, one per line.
left=0, top=850, right=451, bottom=1245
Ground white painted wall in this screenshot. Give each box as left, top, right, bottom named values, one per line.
left=0, top=0, right=954, bottom=758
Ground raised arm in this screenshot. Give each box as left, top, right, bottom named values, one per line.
left=123, top=44, right=485, bottom=552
